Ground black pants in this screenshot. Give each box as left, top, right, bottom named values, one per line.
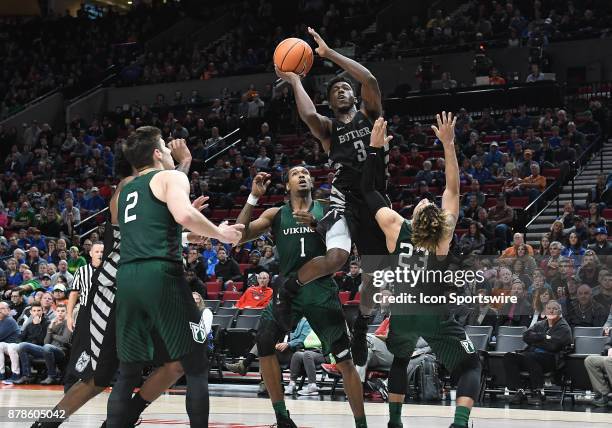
left=503, top=351, right=556, bottom=390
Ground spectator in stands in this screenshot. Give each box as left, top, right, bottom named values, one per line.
left=516, top=162, right=546, bottom=202
left=20, top=292, right=56, bottom=330
left=488, top=193, right=514, bottom=250
left=467, top=289, right=498, bottom=330
left=594, top=270, right=612, bottom=310
left=415, top=160, right=434, bottom=185
left=242, top=250, right=265, bottom=289
left=230, top=244, right=251, bottom=264
left=500, top=232, right=535, bottom=258
left=579, top=110, right=601, bottom=136
left=407, top=123, right=428, bottom=147
left=525, top=63, right=545, bottom=83
left=586, top=202, right=606, bottom=227
left=185, top=270, right=206, bottom=298
left=505, top=300, right=572, bottom=405
left=0, top=301, right=20, bottom=381
left=589, top=227, right=612, bottom=255
left=576, top=250, right=602, bottom=288
left=215, top=248, right=242, bottom=290
left=67, top=246, right=86, bottom=275
left=6, top=258, right=22, bottom=289
left=484, top=141, right=503, bottom=167
left=51, top=260, right=74, bottom=286
left=516, top=244, right=538, bottom=276
left=499, top=281, right=532, bottom=329
left=459, top=221, right=486, bottom=255
left=12, top=202, right=35, bottom=229
left=506, top=128, right=524, bottom=154
left=39, top=210, right=62, bottom=239
left=462, top=196, right=481, bottom=226
left=201, top=239, right=218, bottom=277
left=549, top=220, right=565, bottom=244
left=258, top=245, right=278, bottom=273
left=235, top=271, right=273, bottom=309
left=528, top=288, right=555, bottom=328
left=8, top=290, right=26, bottom=321
left=388, top=146, right=407, bottom=177
left=15, top=303, right=71, bottom=385
left=284, top=327, right=326, bottom=396
left=61, top=197, right=81, bottom=226
left=338, top=261, right=362, bottom=300
left=584, top=333, right=612, bottom=407
left=503, top=168, right=521, bottom=194
left=468, top=158, right=493, bottom=184
left=566, top=284, right=608, bottom=328
left=185, top=247, right=207, bottom=281
left=555, top=136, right=577, bottom=166
left=405, top=144, right=425, bottom=175
left=462, top=180, right=486, bottom=208
left=1, top=301, right=48, bottom=384
left=490, top=267, right=514, bottom=310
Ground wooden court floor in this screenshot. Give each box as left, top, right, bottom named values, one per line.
left=0, top=386, right=610, bottom=427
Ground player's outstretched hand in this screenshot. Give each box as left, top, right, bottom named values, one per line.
left=431, top=111, right=457, bottom=147
left=293, top=210, right=316, bottom=227
left=308, top=27, right=329, bottom=58
left=275, top=65, right=300, bottom=84
left=192, top=195, right=209, bottom=212
left=168, top=139, right=192, bottom=164
left=251, top=172, right=271, bottom=198
left=370, top=117, right=393, bottom=148
left=217, top=221, right=245, bottom=245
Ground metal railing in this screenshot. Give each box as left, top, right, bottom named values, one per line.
left=569, top=138, right=602, bottom=204
left=523, top=180, right=561, bottom=239
left=74, top=207, right=109, bottom=229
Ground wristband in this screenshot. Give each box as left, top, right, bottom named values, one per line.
left=247, top=194, right=259, bottom=206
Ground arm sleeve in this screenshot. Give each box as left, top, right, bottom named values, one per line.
left=360, top=151, right=389, bottom=213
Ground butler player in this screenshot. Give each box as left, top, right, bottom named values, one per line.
left=274, top=27, right=388, bottom=364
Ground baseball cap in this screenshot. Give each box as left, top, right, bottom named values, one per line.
left=91, top=186, right=99, bottom=192
left=69, top=246, right=80, bottom=252
left=490, top=141, right=499, bottom=147
left=53, top=283, right=66, bottom=291
left=42, top=274, right=51, bottom=280
left=596, top=226, right=608, bottom=235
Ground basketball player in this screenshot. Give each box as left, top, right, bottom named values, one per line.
left=275, top=27, right=387, bottom=363
left=364, top=114, right=481, bottom=428
left=104, top=126, right=243, bottom=428
left=31, top=140, right=207, bottom=428
left=235, top=167, right=367, bottom=428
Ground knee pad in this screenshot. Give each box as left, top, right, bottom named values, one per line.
left=180, top=348, right=208, bottom=376
left=330, top=334, right=352, bottom=363
left=256, top=326, right=283, bottom=357
left=388, top=357, right=410, bottom=395
left=454, top=354, right=482, bottom=401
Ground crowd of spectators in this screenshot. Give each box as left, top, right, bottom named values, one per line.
left=367, top=0, right=612, bottom=61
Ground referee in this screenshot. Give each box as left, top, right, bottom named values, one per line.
left=66, top=242, right=104, bottom=332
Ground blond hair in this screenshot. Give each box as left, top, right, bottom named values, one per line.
left=411, top=204, right=452, bottom=254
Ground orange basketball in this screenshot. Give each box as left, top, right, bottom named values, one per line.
left=273, top=38, right=314, bottom=76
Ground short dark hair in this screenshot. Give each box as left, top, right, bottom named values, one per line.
left=326, top=76, right=353, bottom=100
left=114, top=142, right=134, bottom=178
left=30, top=301, right=42, bottom=308
left=123, top=126, right=163, bottom=170
left=56, top=303, right=67, bottom=310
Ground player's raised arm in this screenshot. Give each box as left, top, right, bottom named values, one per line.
left=432, top=112, right=459, bottom=221
left=275, top=67, right=332, bottom=149
left=168, top=138, right=192, bottom=175
left=308, top=26, right=382, bottom=119
left=362, top=118, right=404, bottom=252
left=236, top=172, right=279, bottom=244
left=161, top=170, right=244, bottom=245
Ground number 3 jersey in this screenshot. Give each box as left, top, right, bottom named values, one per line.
left=118, top=170, right=182, bottom=265
left=329, top=110, right=389, bottom=196
left=272, top=201, right=327, bottom=277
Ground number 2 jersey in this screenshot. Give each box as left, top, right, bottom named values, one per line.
left=118, top=170, right=182, bottom=265
left=329, top=110, right=389, bottom=196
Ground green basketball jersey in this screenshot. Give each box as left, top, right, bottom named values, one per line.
left=271, top=201, right=327, bottom=276
left=118, top=170, right=182, bottom=265
left=392, top=219, right=413, bottom=255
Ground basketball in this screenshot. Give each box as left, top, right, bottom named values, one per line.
left=273, top=37, right=314, bottom=76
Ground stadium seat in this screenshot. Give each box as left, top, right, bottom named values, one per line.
left=212, top=314, right=234, bottom=330
left=572, top=326, right=603, bottom=337
left=508, top=196, right=529, bottom=208
left=497, top=326, right=527, bottom=336
left=234, top=315, right=261, bottom=330
left=468, top=333, right=489, bottom=352
left=338, top=291, right=350, bottom=305
left=222, top=300, right=238, bottom=308
left=239, top=264, right=250, bottom=274
left=222, top=291, right=241, bottom=301
left=206, top=282, right=221, bottom=293
left=216, top=307, right=240, bottom=318
left=204, top=300, right=221, bottom=313
left=495, top=335, right=527, bottom=352
left=465, top=325, right=494, bottom=341
left=574, top=336, right=609, bottom=354
left=240, top=308, right=264, bottom=316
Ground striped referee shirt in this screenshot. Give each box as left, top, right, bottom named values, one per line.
left=72, top=263, right=94, bottom=307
